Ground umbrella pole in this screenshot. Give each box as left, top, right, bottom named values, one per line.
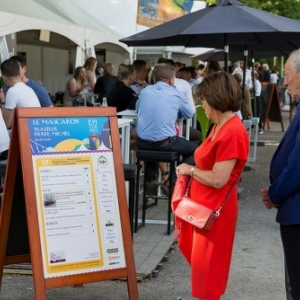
left=241, top=46, right=248, bottom=119
left=251, top=52, right=257, bottom=118
left=224, top=34, right=229, bottom=72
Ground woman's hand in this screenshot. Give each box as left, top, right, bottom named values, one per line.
left=176, top=163, right=193, bottom=177
left=84, top=82, right=90, bottom=89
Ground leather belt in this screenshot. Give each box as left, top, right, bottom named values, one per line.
left=137, top=136, right=171, bottom=147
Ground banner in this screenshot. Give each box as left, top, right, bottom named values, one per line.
left=137, top=0, right=194, bottom=27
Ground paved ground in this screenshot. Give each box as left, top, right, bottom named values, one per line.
left=0, top=114, right=289, bottom=300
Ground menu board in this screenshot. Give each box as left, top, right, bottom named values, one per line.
left=28, top=116, right=126, bottom=278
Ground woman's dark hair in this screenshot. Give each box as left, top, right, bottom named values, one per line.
left=197, top=71, right=242, bottom=113
left=74, top=66, right=84, bottom=80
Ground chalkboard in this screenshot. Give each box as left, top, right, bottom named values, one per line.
left=260, top=83, right=284, bottom=132
left=0, top=107, right=139, bottom=299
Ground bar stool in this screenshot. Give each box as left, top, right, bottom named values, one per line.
left=134, top=150, right=178, bottom=235
left=123, top=163, right=136, bottom=237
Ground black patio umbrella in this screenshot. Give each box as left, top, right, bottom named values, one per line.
left=120, top=0, right=300, bottom=71
left=120, top=0, right=300, bottom=116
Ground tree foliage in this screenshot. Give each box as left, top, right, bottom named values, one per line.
left=205, top=0, right=300, bottom=20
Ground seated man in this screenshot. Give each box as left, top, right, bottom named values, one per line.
left=106, top=64, right=138, bottom=112
left=136, top=63, right=198, bottom=169
left=130, top=59, right=148, bottom=95
left=2, top=56, right=53, bottom=107
left=0, top=89, right=9, bottom=160
left=0, top=59, right=40, bottom=129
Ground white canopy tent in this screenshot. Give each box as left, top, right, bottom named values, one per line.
left=0, top=0, right=207, bottom=94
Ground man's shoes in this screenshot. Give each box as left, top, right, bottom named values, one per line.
left=146, top=181, right=159, bottom=196
left=258, top=128, right=264, bottom=134
left=160, top=184, right=169, bottom=197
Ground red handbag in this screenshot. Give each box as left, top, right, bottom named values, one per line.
left=172, top=175, right=239, bottom=232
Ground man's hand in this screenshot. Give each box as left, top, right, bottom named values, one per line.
left=0, top=88, right=5, bottom=103
left=261, top=187, right=277, bottom=209
left=134, top=79, right=147, bottom=88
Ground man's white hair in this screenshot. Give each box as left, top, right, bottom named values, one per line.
left=289, top=49, right=300, bottom=73
left=262, top=63, right=269, bottom=70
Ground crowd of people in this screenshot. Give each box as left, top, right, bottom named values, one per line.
left=0, top=52, right=298, bottom=300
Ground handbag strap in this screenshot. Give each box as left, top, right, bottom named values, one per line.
left=184, top=174, right=240, bottom=216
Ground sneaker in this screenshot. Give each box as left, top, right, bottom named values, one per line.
left=146, top=181, right=159, bottom=196
left=258, top=129, right=264, bottom=134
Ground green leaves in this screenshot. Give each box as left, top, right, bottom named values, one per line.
left=204, top=0, right=300, bottom=20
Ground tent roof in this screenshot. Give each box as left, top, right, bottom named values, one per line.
left=0, top=0, right=207, bottom=56
left=0, top=0, right=130, bottom=50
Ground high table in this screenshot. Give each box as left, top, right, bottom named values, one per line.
left=117, top=109, right=192, bottom=140
left=117, top=118, right=132, bottom=164
left=117, top=109, right=137, bottom=120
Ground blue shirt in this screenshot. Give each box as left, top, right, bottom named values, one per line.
left=136, top=81, right=194, bottom=141
left=269, top=104, right=300, bottom=224
left=3, top=79, right=52, bottom=107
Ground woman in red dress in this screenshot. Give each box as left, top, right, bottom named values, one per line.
left=175, top=71, right=249, bottom=300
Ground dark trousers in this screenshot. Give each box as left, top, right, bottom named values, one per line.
left=137, top=136, right=198, bottom=183
left=280, top=224, right=300, bottom=299
left=0, top=150, right=8, bottom=161
left=137, top=136, right=197, bottom=166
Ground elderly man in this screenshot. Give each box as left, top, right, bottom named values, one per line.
left=261, top=49, right=300, bottom=300
left=136, top=63, right=197, bottom=164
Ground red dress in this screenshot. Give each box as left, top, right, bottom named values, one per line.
left=178, top=115, right=249, bottom=299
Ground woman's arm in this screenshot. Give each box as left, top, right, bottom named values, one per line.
left=68, top=80, right=87, bottom=97
left=176, top=159, right=237, bottom=189
left=86, top=70, right=95, bottom=90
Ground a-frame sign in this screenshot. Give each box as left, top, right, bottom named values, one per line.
left=0, top=107, right=139, bottom=299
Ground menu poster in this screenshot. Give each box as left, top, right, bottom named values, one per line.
left=28, top=117, right=126, bottom=278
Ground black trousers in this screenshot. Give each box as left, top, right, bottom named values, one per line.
left=280, top=224, right=300, bottom=299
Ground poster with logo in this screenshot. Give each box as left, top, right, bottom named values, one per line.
left=28, top=116, right=126, bottom=278
left=137, top=0, right=194, bottom=27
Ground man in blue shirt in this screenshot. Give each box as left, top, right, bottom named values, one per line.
left=261, top=49, right=300, bottom=300
left=2, top=55, right=53, bottom=107
left=136, top=63, right=197, bottom=165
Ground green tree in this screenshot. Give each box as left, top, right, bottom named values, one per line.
left=204, top=0, right=300, bottom=20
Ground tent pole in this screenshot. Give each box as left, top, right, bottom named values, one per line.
left=280, top=56, right=284, bottom=77
left=224, top=34, right=229, bottom=72
left=251, top=52, right=257, bottom=117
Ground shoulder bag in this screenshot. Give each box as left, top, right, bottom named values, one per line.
left=173, top=175, right=239, bottom=232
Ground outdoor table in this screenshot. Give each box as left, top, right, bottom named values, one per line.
left=117, top=109, right=192, bottom=140
left=117, top=109, right=137, bottom=120
left=117, top=118, right=132, bottom=164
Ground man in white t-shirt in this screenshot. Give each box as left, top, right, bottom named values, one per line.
left=0, top=59, right=40, bottom=129
left=0, top=108, right=9, bottom=160
left=232, top=60, right=253, bottom=89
